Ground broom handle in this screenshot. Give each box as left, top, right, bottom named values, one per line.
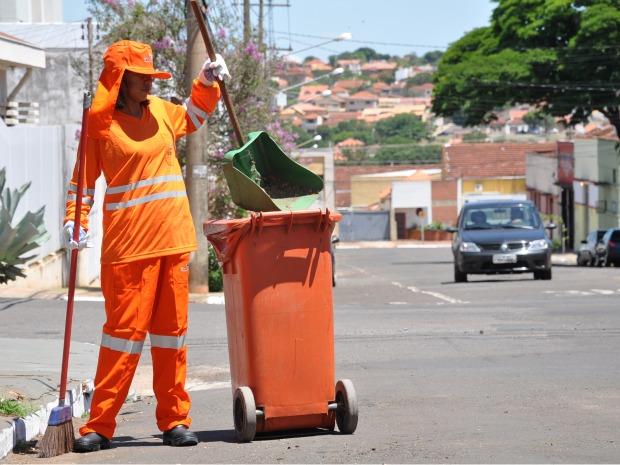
left=190, top=0, right=245, bottom=147
left=58, top=92, right=92, bottom=405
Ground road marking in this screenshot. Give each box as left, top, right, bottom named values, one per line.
left=544, top=289, right=620, bottom=297
left=391, top=281, right=467, bottom=304
left=389, top=301, right=409, bottom=305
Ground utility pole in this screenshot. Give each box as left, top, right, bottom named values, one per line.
left=258, top=0, right=264, bottom=48
left=243, top=0, right=251, bottom=43
left=185, top=2, right=210, bottom=293
left=86, top=17, right=94, bottom=94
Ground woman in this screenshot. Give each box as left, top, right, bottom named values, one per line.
left=63, top=40, right=229, bottom=452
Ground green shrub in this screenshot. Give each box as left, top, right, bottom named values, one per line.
left=374, top=144, right=442, bottom=163
left=0, top=398, right=34, bottom=418
left=0, top=168, right=49, bottom=284
left=208, top=245, right=223, bottom=292
left=424, top=221, right=444, bottom=231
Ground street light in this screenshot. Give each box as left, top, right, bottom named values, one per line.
left=274, top=68, right=345, bottom=109
left=287, top=32, right=352, bottom=56
left=296, top=134, right=322, bottom=148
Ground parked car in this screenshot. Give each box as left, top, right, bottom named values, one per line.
left=596, top=228, right=620, bottom=267
left=577, top=230, right=607, bottom=266
left=447, top=200, right=554, bottom=282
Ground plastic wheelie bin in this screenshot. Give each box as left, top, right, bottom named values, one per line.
left=204, top=209, right=358, bottom=441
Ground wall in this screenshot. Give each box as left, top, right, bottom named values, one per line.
left=462, top=178, right=526, bottom=195
left=431, top=180, right=458, bottom=226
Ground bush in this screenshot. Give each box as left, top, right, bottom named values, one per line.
left=208, top=245, right=223, bottom=292
left=0, top=168, right=49, bottom=284
left=424, top=221, right=444, bottom=231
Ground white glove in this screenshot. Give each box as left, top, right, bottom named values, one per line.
left=198, top=53, right=230, bottom=85
left=63, top=221, right=91, bottom=251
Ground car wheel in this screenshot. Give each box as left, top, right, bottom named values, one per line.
left=454, top=265, right=467, bottom=283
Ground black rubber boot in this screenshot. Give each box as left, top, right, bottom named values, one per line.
left=162, top=425, right=198, bottom=447
left=73, top=432, right=112, bottom=453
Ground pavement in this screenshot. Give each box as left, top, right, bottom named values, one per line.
left=0, top=241, right=578, bottom=459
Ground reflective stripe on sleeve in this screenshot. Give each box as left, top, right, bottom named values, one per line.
left=105, top=190, right=187, bottom=211
left=67, top=194, right=93, bottom=205
left=184, top=97, right=207, bottom=129
left=69, top=186, right=96, bottom=196
left=150, top=333, right=186, bottom=349
left=101, top=334, right=144, bottom=354
left=106, top=174, right=184, bottom=195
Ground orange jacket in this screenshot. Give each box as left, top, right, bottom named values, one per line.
left=64, top=41, right=221, bottom=264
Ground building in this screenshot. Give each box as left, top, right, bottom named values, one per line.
left=0, top=31, right=45, bottom=125
left=525, top=141, right=574, bottom=247
left=298, top=84, right=329, bottom=102
left=336, top=59, right=361, bottom=74
left=345, top=91, right=378, bottom=112
left=572, top=138, right=620, bottom=245
left=442, top=142, right=558, bottom=212
left=0, top=21, right=91, bottom=125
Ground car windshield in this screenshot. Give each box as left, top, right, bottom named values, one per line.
left=462, top=205, right=541, bottom=230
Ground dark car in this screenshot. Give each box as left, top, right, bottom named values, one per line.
left=597, top=228, right=620, bottom=267
left=448, top=200, right=553, bottom=282
left=577, top=230, right=606, bottom=266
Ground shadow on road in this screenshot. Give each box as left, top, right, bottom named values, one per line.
left=441, top=277, right=535, bottom=285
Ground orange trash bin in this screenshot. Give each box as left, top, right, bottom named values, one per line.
left=204, top=209, right=357, bottom=441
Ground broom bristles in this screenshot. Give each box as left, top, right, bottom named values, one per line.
left=38, top=420, right=74, bottom=458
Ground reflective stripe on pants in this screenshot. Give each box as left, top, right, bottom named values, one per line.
left=79, top=253, right=191, bottom=439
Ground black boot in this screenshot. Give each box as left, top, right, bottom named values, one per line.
left=73, top=432, right=111, bottom=453
left=162, top=425, right=198, bottom=447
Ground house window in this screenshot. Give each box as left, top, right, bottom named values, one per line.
left=613, top=169, right=617, bottom=185
left=475, top=183, right=483, bottom=193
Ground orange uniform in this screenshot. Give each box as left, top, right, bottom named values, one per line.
left=65, top=41, right=221, bottom=440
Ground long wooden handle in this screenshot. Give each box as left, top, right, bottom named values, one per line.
left=189, top=0, right=245, bottom=147
left=59, top=91, right=91, bottom=403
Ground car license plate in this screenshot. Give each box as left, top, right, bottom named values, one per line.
left=492, top=254, right=517, bottom=264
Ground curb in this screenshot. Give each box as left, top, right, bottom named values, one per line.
left=0, top=380, right=93, bottom=460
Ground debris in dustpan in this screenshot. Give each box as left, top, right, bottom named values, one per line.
left=260, top=175, right=318, bottom=199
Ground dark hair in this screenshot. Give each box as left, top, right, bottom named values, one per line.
left=115, top=72, right=150, bottom=110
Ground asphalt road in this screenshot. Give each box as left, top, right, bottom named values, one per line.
left=3, top=246, right=620, bottom=463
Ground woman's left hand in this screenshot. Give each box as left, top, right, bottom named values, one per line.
left=199, top=54, right=231, bottom=85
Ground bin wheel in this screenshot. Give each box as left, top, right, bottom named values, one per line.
left=233, top=386, right=256, bottom=442
left=335, top=379, right=358, bottom=434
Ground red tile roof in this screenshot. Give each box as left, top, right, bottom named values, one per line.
left=442, top=142, right=557, bottom=179
left=348, top=91, right=379, bottom=101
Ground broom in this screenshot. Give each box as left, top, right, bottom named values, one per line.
left=38, top=91, right=92, bottom=458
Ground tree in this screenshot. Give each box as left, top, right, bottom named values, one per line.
left=406, top=72, right=434, bottom=86
left=422, top=50, right=443, bottom=65
left=375, top=113, right=430, bottom=143
left=432, top=0, right=620, bottom=136
left=523, top=110, right=556, bottom=132
left=328, top=47, right=391, bottom=65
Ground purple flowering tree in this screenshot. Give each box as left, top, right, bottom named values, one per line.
left=78, top=0, right=287, bottom=219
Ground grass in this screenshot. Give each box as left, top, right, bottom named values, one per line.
left=0, top=398, right=35, bottom=418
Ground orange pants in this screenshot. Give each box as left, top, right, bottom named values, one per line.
left=80, top=253, right=192, bottom=439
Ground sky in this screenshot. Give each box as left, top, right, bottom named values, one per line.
left=63, top=0, right=495, bottom=60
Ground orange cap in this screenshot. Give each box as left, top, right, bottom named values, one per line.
left=89, top=40, right=172, bottom=138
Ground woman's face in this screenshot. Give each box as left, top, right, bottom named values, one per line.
left=122, top=71, right=153, bottom=103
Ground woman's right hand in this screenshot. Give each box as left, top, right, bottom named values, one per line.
left=63, top=221, right=91, bottom=250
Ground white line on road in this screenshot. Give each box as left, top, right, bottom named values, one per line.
left=391, top=281, right=468, bottom=304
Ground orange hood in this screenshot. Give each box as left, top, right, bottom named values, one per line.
left=89, top=40, right=172, bottom=138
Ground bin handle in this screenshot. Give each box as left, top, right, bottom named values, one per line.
left=286, top=210, right=294, bottom=234
left=256, top=211, right=264, bottom=236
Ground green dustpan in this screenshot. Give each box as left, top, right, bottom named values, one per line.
left=223, top=131, right=324, bottom=212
